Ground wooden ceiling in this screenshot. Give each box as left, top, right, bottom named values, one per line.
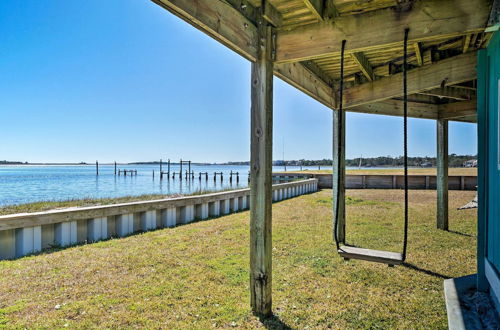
left=153, top=0, right=499, bottom=123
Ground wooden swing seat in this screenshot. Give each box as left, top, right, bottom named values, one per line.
left=338, top=246, right=403, bottom=265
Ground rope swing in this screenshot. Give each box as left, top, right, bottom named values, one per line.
left=334, top=28, right=410, bottom=266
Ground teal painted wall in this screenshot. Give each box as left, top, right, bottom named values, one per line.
left=486, top=31, right=500, bottom=272
left=478, top=30, right=500, bottom=285
left=477, top=47, right=488, bottom=290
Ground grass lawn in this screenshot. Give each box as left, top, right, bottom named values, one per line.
left=0, top=189, right=476, bottom=328
left=283, top=168, right=477, bottom=176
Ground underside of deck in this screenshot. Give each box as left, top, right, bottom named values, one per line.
left=152, top=0, right=500, bottom=123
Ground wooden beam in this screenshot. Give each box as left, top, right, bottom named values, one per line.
left=436, top=119, right=449, bottom=230
left=303, top=0, right=324, bottom=21
left=225, top=0, right=259, bottom=24
left=454, top=115, right=477, bottom=123
left=394, top=93, right=440, bottom=104
left=414, top=42, right=423, bottom=66
left=439, top=100, right=477, bottom=119
left=300, top=60, right=334, bottom=87
left=351, top=52, right=374, bottom=81
left=275, top=0, right=491, bottom=63
left=274, top=62, right=334, bottom=109
left=152, top=0, right=258, bottom=61
left=419, top=87, right=475, bottom=101
left=343, top=52, right=477, bottom=109
left=262, top=0, right=282, bottom=27
left=349, top=100, right=438, bottom=119
left=323, top=1, right=340, bottom=20
left=250, top=20, right=273, bottom=316
left=463, top=34, right=472, bottom=53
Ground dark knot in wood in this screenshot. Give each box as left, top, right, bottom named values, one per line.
left=256, top=272, right=268, bottom=284
left=255, top=127, right=263, bottom=137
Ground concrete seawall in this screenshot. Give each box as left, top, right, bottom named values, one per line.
left=0, top=179, right=318, bottom=260
left=273, top=173, right=477, bottom=190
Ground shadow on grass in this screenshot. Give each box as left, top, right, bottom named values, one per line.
left=402, top=263, right=451, bottom=279
left=259, top=314, right=293, bottom=330
left=447, top=230, right=475, bottom=238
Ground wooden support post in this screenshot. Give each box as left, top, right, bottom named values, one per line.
left=437, top=119, right=449, bottom=230
left=250, top=18, right=274, bottom=317
left=96, top=161, right=99, bottom=176
left=114, top=161, right=117, bottom=175
left=333, top=109, right=346, bottom=244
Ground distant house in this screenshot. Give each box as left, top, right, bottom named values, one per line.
left=463, top=159, right=478, bottom=167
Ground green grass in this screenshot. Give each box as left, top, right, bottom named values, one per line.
left=0, top=189, right=477, bottom=328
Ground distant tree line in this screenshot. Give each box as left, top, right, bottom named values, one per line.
left=271, top=154, right=477, bottom=168
left=0, top=160, right=25, bottom=164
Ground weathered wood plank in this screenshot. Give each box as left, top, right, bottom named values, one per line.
left=151, top=0, right=258, bottom=61
left=250, top=20, right=273, bottom=316
left=275, top=0, right=491, bottom=63
left=343, top=52, right=477, bottom=108
left=339, top=246, right=403, bottom=265
left=463, top=34, right=472, bottom=53
left=274, top=62, right=334, bottom=108
left=437, top=119, right=449, bottom=230
left=262, top=0, right=282, bottom=27
left=454, top=115, right=477, bottom=123
left=349, top=100, right=438, bottom=119
left=420, top=87, right=474, bottom=101
left=414, top=42, right=423, bottom=66
left=303, top=0, right=324, bottom=21
left=351, top=52, right=374, bottom=81
left=439, top=100, right=477, bottom=119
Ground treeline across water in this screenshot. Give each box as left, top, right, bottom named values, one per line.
left=267, top=154, right=477, bottom=168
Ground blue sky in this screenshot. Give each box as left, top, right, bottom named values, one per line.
left=0, top=1, right=477, bottom=163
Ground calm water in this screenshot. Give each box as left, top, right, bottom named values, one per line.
left=0, top=164, right=328, bottom=206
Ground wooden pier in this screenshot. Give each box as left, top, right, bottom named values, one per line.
left=117, top=169, right=138, bottom=176
left=213, top=172, right=223, bottom=182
